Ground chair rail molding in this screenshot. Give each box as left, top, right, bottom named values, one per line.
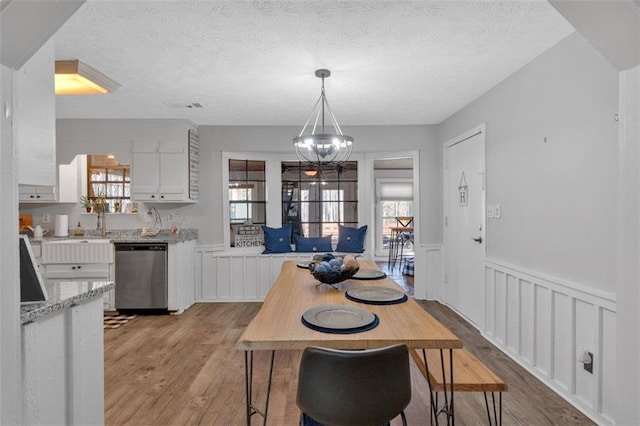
left=483, top=257, right=616, bottom=425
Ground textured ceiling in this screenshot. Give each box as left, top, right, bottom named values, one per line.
left=53, top=0, right=574, bottom=126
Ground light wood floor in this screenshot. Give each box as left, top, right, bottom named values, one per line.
left=105, top=301, right=593, bottom=425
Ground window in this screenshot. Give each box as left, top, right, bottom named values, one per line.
left=377, top=179, right=413, bottom=250
left=87, top=155, right=130, bottom=213
left=228, top=159, right=266, bottom=248
left=281, top=161, right=358, bottom=242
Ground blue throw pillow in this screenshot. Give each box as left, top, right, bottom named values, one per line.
left=294, top=235, right=333, bottom=253
left=261, top=224, right=293, bottom=254
left=336, top=225, right=367, bottom=253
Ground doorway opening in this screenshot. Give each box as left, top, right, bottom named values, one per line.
left=373, top=158, right=414, bottom=265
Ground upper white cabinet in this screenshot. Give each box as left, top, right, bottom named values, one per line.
left=14, top=38, right=56, bottom=187
left=18, top=185, right=56, bottom=202
left=132, top=136, right=197, bottom=203
left=57, top=155, right=86, bottom=204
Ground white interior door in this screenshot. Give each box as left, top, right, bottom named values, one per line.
left=444, top=126, right=485, bottom=328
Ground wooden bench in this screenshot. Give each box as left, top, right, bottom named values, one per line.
left=410, top=348, right=508, bottom=425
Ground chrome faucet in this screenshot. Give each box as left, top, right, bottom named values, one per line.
left=96, top=211, right=107, bottom=236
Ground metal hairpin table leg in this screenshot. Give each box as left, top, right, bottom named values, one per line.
left=244, top=350, right=276, bottom=426
left=449, top=348, right=455, bottom=426
left=422, top=349, right=439, bottom=426
left=482, top=391, right=503, bottom=426
left=433, top=349, right=455, bottom=426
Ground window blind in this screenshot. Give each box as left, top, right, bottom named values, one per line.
left=378, top=181, right=413, bottom=201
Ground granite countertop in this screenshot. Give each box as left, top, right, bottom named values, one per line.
left=21, top=280, right=115, bottom=325
left=34, top=228, right=198, bottom=244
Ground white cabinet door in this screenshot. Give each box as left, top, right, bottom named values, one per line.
left=58, top=155, right=86, bottom=204
left=159, top=142, right=187, bottom=201
left=21, top=296, right=104, bottom=425
left=19, top=185, right=56, bottom=202
left=131, top=150, right=160, bottom=201
left=132, top=139, right=193, bottom=202
left=45, top=263, right=110, bottom=279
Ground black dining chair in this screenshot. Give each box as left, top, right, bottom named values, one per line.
left=296, top=344, right=411, bottom=426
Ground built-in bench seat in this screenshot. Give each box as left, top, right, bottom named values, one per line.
left=409, top=348, right=507, bottom=425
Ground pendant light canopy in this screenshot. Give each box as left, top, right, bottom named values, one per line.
left=293, top=69, right=353, bottom=165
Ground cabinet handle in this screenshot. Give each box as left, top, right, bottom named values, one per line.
left=151, top=195, right=156, bottom=199
left=160, top=195, right=165, bottom=199
left=72, top=266, right=76, bottom=270
left=77, top=265, right=82, bottom=269
left=36, top=195, right=40, bottom=198
left=30, top=195, right=35, bottom=199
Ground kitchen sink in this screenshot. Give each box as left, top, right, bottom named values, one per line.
left=41, top=239, right=114, bottom=264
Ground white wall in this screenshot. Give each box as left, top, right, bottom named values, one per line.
left=615, top=65, right=640, bottom=426
left=437, top=32, right=621, bottom=424
left=0, top=63, right=21, bottom=424
left=438, top=33, right=619, bottom=293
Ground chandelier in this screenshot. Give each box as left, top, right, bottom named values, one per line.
left=293, top=69, right=354, bottom=165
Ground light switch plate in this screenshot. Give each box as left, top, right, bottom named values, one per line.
left=487, top=205, right=495, bottom=218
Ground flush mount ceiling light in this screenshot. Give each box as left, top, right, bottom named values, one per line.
left=293, top=69, right=353, bottom=165
left=55, top=59, right=120, bottom=95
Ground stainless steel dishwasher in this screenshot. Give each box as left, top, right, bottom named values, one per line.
left=115, top=242, right=168, bottom=310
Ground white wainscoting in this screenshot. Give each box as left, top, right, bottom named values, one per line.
left=484, top=258, right=616, bottom=425
left=195, top=246, right=370, bottom=302
left=414, top=244, right=443, bottom=300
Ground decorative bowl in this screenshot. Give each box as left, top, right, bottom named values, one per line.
left=309, top=254, right=360, bottom=285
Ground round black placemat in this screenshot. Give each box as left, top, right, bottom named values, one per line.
left=301, top=305, right=379, bottom=334
left=345, top=287, right=408, bottom=305
left=301, top=314, right=379, bottom=334
left=352, top=269, right=387, bottom=280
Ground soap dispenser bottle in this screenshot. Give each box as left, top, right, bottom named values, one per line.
left=73, top=221, right=85, bottom=237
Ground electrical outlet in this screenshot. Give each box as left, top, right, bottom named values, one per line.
left=584, top=351, right=593, bottom=374
left=495, top=204, right=502, bottom=219
left=42, top=214, right=51, bottom=224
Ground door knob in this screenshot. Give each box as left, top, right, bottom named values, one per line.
left=472, top=237, right=483, bottom=244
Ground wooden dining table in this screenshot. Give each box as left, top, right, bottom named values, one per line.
left=236, top=260, right=462, bottom=425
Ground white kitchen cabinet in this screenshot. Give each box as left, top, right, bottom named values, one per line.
left=41, top=241, right=115, bottom=310
left=45, top=263, right=110, bottom=280
left=57, top=155, right=87, bottom=204
left=44, top=263, right=115, bottom=310
left=22, top=296, right=104, bottom=425
left=18, top=184, right=57, bottom=202
left=132, top=139, right=195, bottom=202
left=43, top=263, right=116, bottom=311
left=168, top=239, right=196, bottom=313
left=14, top=38, right=56, bottom=187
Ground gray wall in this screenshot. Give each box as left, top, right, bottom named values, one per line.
left=196, top=125, right=440, bottom=244
left=438, top=32, right=619, bottom=292
left=50, top=122, right=440, bottom=245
